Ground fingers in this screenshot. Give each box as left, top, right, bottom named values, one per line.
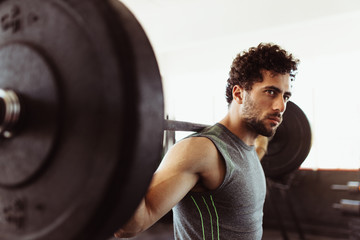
left=114, top=229, right=136, bottom=239
left=113, top=229, right=124, bottom=238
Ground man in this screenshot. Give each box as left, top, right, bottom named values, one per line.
left=114, top=43, right=299, bottom=239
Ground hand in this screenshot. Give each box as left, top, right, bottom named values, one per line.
left=114, top=227, right=138, bottom=238
left=113, top=201, right=147, bottom=238
left=255, top=135, right=269, bottom=160
left=113, top=229, right=124, bottom=238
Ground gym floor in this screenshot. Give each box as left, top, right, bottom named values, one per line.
left=109, top=222, right=348, bottom=240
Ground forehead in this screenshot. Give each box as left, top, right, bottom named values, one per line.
left=254, top=70, right=292, bottom=92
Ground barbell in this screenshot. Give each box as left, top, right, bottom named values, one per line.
left=0, top=0, right=311, bottom=239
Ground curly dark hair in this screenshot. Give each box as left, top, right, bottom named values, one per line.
left=225, top=43, right=299, bottom=104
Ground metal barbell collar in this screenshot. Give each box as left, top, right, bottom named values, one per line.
left=0, top=89, right=21, bottom=138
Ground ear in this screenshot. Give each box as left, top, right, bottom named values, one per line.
left=232, top=85, right=244, bottom=104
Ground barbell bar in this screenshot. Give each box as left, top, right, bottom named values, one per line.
left=0, top=90, right=209, bottom=135
left=164, top=119, right=209, bottom=132
left=0, top=0, right=311, bottom=239
left=0, top=87, right=312, bottom=183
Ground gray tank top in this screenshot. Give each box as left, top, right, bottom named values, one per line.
left=172, top=123, right=266, bottom=240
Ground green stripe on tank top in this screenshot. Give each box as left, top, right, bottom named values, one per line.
left=202, top=196, right=214, bottom=240
left=191, top=195, right=205, bottom=240
left=210, top=195, right=220, bottom=240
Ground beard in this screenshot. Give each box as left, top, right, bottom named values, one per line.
left=242, top=95, right=281, bottom=137
left=245, top=116, right=276, bottom=137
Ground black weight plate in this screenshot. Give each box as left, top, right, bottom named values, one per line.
left=0, top=43, right=59, bottom=187
left=87, top=0, right=164, bottom=238
left=0, top=0, right=163, bottom=239
left=261, top=101, right=312, bottom=179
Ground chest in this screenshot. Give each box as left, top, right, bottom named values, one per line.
left=218, top=144, right=266, bottom=208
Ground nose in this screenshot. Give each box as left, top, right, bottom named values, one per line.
left=273, top=96, right=286, bottom=113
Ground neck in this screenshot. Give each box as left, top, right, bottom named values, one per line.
left=219, top=113, right=257, bottom=146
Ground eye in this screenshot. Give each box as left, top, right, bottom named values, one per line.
left=265, top=90, right=276, bottom=96
left=284, top=95, right=291, bottom=102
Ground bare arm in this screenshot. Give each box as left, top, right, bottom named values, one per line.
left=114, top=137, right=220, bottom=238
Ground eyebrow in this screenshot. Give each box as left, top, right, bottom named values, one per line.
left=265, top=86, right=292, bottom=97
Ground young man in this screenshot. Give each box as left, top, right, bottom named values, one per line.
left=114, top=43, right=299, bottom=239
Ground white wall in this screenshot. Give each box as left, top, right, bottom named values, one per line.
left=120, top=0, right=360, bottom=169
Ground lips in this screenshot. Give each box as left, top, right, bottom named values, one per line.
left=267, top=116, right=282, bottom=125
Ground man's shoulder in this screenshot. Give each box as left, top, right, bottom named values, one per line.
left=171, top=136, right=225, bottom=191
left=178, top=136, right=216, bottom=153
left=166, top=136, right=219, bottom=170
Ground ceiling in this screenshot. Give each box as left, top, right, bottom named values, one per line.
left=120, top=0, right=360, bottom=53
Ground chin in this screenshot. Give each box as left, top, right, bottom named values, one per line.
left=262, top=131, right=274, bottom=138
left=263, top=127, right=277, bottom=137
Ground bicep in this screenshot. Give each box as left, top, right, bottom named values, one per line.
left=144, top=140, right=201, bottom=222
left=117, top=137, right=218, bottom=236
